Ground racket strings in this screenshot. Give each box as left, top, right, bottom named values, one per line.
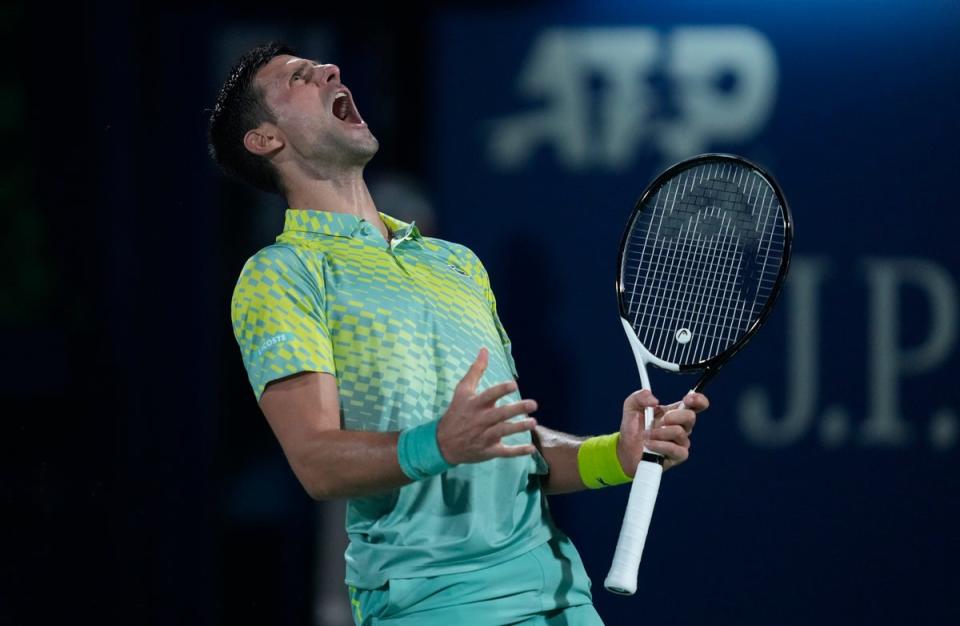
left=621, top=161, right=787, bottom=367
left=628, top=166, right=745, bottom=359
left=631, top=224, right=739, bottom=360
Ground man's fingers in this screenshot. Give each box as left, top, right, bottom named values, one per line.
left=490, top=443, right=538, bottom=458
left=485, top=399, right=538, bottom=424
left=459, top=347, right=489, bottom=393
left=487, top=417, right=537, bottom=441
left=624, top=389, right=659, bottom=412
left=646, top=424, right=689, bottom=446
left=660, top=408, right=697, bottom=434
left=652, top=400, right=682, bottom=419
left=642, top=438, right=689, bottom=463
left=683, top=391, right=710, bottom=412
left=652, top=392, right=709, bottom=419
left=473, top=380, right=518, bottom=407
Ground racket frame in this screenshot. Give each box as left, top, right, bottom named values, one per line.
left=615, top=153, right=794, bottom=392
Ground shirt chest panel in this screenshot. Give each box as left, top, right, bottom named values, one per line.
left=317, top=241, right=494, bottom=346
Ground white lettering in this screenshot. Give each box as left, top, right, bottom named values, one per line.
left=736, top=256, right=958, bottom=450
left=488, top=26, right=778, bottom=171
left=859, top=258, right=958, bottom=445
left=738, top=258, right=829, bottom=446
left=258, top=333, right=290, bottom=356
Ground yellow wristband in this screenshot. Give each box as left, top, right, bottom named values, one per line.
left=577, top=433, right=633, bottom=489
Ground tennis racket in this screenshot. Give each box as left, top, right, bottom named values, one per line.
left=604, top=153, right=793, bottom=595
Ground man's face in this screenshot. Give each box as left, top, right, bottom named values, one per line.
left=253, top=54, right=378, bottom=168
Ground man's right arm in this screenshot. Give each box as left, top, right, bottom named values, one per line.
left=258, top=347, right=538, bottom=500
left=259, top=371, right=412, bottom=499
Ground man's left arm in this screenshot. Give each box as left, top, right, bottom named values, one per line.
left=533, top=390, right=709, bottom=496
left=461, top=246, right=709, bottom=493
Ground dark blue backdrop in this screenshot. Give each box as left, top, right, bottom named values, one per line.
left=430, top=4, right=959, bottom=624
left=9, top=2, right=958, bottom=624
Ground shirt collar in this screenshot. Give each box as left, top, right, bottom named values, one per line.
left=282, top=208, right=422, bottom=243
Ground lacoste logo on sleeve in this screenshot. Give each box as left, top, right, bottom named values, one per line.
left=257, top=333, right=290, bottom=356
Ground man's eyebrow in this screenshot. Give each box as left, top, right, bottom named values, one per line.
left=282, top=60, right=323, bottom=84
left=286, top=59, right=320, bottom=71
left=286, top=60, right=310, bottom=76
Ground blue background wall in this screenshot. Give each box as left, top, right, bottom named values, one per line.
left=4, top=1, right=957, bottom=624
left=428, top=4, right=959, bottom=625
left=429, top=5, right=959, bottom=625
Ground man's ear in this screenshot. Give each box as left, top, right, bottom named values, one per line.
left=243, top=123, right=284, bottom=157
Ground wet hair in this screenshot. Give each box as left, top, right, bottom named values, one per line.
left=207, top=42, right=297, bottom=195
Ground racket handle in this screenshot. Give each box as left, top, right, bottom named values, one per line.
left=604, top=457, right=663, bottom=595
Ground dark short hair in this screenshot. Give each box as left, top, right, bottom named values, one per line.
left=207, top=42, right=297, bottom=195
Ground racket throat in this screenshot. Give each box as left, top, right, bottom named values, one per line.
left=619, top=317, right=680, bottom=378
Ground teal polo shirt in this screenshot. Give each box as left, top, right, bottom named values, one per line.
left=231, top=208, right=553, bottom=588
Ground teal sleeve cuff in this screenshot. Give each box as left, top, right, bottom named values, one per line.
left=397, top=420, right=453, bottom=481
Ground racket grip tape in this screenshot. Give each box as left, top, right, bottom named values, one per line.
left=604, top=459, right=663, bottom=595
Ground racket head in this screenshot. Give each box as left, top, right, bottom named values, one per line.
left=616, top=153, right=793, bottom=380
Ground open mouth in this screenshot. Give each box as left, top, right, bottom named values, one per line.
left=332, top=91, right=364, bottom=125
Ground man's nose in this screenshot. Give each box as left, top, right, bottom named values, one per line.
left=318, top=64, right=340, bottom=84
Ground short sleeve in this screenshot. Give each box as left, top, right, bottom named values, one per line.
left=230, top=244, right=335, bottom=401
left=448, top=244, right=519, bottom=379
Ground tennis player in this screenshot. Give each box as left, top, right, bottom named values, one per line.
left=208, top=42, right=709, bottom=626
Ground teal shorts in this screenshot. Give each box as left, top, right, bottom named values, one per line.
left=347, top=534, right=604, bottom=625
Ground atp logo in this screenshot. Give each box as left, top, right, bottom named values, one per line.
left=488, top=27, right=778, bottom=171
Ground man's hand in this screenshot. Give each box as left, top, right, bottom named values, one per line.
left=436, top=347, right=539, bottom=464
left=616, top=390, right=710, bottom=474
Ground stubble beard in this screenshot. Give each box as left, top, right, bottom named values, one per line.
left=351, top=130, right=380, bottom=167
left=326, top=126, right=379, bottom=170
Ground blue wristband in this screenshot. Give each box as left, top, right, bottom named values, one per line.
left=397, top=420, right=453, bottom=481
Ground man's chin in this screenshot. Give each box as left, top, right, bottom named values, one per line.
left=363, top=132, right=379, bottom=156
left=318, top=132, right=379, bottom=168
left=351, top=134, right=379, bottom=165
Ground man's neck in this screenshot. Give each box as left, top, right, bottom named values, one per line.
left=284, top=172, right=388, bottom=241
